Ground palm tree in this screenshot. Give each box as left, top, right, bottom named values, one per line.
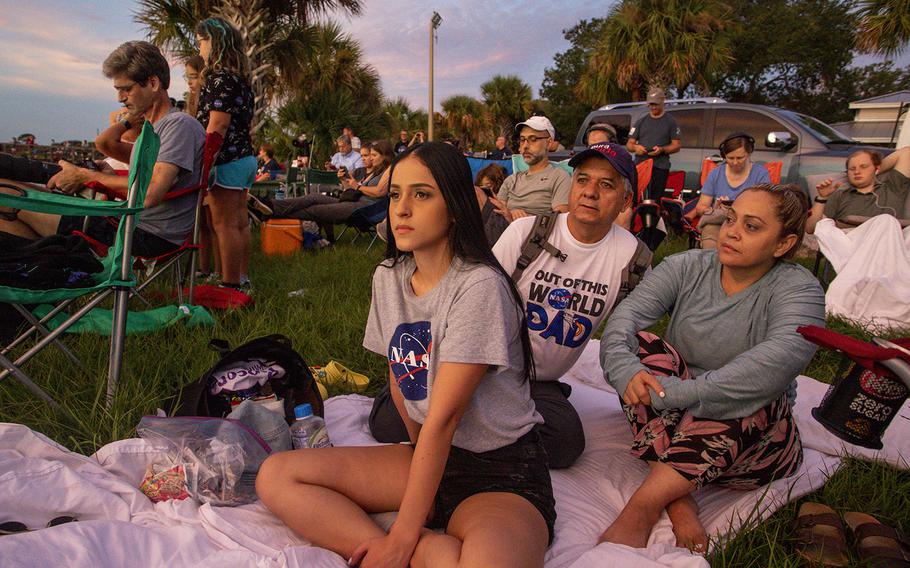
left=855, top=0, right=910, bottom=56
left=578, top=0, right=734, bottom=105
left=440, top=95, right=490, bottom=151
left=134, top=0, right=363, bottom=133
left=379, top=98, right=428, bottom=140
left=481, top=75, right=532, bottom=136
left=266, top=23, right=382, bottom=166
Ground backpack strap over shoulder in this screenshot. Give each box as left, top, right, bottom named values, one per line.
left=511, top=213, right=565, bottom=282
left=611, top=237, right=652, bottom=313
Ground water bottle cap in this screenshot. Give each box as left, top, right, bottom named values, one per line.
left=294, top=403, right=313, bottom=419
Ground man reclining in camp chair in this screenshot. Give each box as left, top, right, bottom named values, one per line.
left=806, top=146, right=910, bottom=327
left=0, top=41, right=205, bottom=258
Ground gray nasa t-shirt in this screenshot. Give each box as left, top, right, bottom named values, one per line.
left=136, top=110, right=205, bottom=244
left=363, top=256, right=542, bottom=453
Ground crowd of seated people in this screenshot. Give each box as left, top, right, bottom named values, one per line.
left=263, top=139, right=393, bottom=242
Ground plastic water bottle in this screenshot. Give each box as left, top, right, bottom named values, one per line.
left=289, top=403, right=332, bottom=449
left=274, top=183, right=286, bottom=201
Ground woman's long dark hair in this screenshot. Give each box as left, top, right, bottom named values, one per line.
left=381, top=142, right=535, bottom=382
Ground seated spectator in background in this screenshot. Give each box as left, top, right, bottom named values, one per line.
left=394, top=130, right=409, bottom=155
left=0, top=41, right=204, bottom=258
left=268, top=140, right=393, bottom=242
left=686, top=133, right=770, bottom=249
left=474, top=163, right=509, bottom=244
left=547, top=134, right=566, bottom=153
left=807, top=146, right=910, bottom=234
left=586, top=123, right=617, bottom=146
left=806, top=146, right=910, bottom=327
left=255, top=144, right=283, bottom=182
left=99, top=108, right=137, bottom=174
left=599, top=184, right=824, bottom=551
left=342, top=125, right=361, bottom=151
left=493, top=116, right=570, bottom=222
left=351, top=143, right=372, bottom=181
left=183, top=54, right=204, bottom=118
left=409, top=130, right=426, bottom=147
left=489, top=135, right=512, bottom=160
left=326, top=135, right=363, bottom=172
left=476, top=162, right=507, bottom=197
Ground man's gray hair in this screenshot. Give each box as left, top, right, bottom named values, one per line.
left=622, top=177, right=633, bottom=198
left=103, top=41, right=170, bottom=90
left=337, top=135, right=351, bottom=145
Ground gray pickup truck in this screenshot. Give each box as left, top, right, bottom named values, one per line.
left=551, top=99, right=891, bottom=198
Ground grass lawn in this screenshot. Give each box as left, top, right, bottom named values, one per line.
left=0, top=232, right=907, bottom=566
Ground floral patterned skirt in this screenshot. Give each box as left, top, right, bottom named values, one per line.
left=623, top=332, right=803, bottom=490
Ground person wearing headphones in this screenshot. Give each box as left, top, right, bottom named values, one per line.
left=686, top=132, right=770, bottom=249
left=585, top=123, right=618, bottom=146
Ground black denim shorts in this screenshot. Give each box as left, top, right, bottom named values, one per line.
left=428, top=428, right=556, bottom=545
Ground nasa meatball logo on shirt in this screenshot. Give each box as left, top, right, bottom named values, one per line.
left=388, top=321, right=432, bottom=401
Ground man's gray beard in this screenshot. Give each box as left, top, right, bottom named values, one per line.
left=524, top=153, right=544, bottom=166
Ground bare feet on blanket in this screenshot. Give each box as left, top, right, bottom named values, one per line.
left=666, top=495, right=708, bottom=552
left=597, top=505, right=659, bottom=548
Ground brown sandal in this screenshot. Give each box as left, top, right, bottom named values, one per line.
left=844, top=512, right=910, bottom=568
left=793, top=503, right=850, bottom=567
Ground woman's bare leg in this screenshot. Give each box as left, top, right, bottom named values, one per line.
left=411, top=492, right=548, bottom=568
left=207, top=187, right=246, bottom=283
left=598, top=461, right=696, bottom=548
left=256, top=444, right=414, bottom=558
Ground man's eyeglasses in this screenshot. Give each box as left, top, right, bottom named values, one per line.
left=114, top=82, right=138, bottom=95
left=519, top=135, right=549, bottom=145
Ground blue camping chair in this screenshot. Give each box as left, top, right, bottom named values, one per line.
left=338, top=197, right=389, bottom=251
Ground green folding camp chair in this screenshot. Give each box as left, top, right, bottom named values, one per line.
left=305, top=168, right=341, bottom=195
left=0, top=121, right=159, bottom=411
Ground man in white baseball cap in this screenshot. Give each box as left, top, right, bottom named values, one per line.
left=492, top=116, right=571, bottom=222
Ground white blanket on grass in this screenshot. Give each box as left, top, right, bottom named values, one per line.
left=1, top=341, right=908, bottom=568
left=815, top=215, right=910, bottom=329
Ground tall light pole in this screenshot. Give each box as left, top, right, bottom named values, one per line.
left=428, top=11, right=442, bottom=142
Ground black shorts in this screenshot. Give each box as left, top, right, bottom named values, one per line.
left=57, top=215, right=178, bottom=258
left=428, top=429, right=556, bottom=545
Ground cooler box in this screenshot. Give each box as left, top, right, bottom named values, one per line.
left=261, top=219, right=303, bottom=256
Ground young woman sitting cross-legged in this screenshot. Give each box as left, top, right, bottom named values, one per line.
left=256, top=142, right=555, bottom=568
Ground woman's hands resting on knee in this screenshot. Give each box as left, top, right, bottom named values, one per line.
left=349, top=529, right=418, bottom=568
left=622, top=370, right=666, bottom=406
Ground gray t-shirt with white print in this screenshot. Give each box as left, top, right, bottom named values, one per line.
left=363, top=256, right=542, bottom=453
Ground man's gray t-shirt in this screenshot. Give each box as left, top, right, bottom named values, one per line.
left=495, top=164, right=571, bottom=215
left=629, top=113, right=681, bottom=170
left=824, top=169, right=910, bottom=220
left=363, top=256, right=542, bottom=453
left=600, top=249, right=825, bottom=420
left=136, top=110, right=205, bottom=244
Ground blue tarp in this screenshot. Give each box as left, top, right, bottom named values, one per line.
left=465, top=156, right=574, bottom=184
left=465, top=157, right=512, bottom=181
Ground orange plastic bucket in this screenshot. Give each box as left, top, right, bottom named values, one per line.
left=261, top=219, right=303, bottom=256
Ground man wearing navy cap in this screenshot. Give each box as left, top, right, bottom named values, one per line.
left=489, top=142, right=646, bottom=467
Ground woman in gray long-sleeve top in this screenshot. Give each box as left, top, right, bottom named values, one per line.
left=598, top=184, right=825, bottom=553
